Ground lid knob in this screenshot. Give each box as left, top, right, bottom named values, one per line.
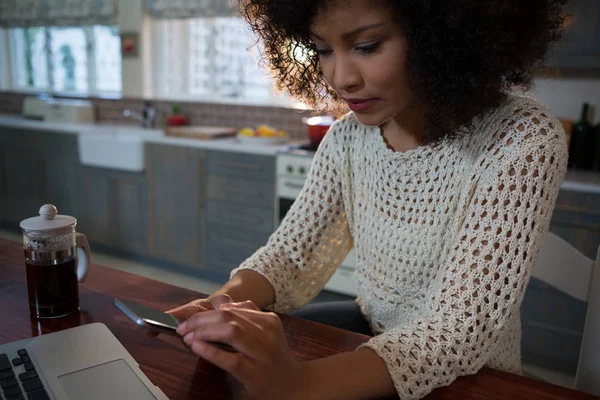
left=39, top=204, right=58, bottom=220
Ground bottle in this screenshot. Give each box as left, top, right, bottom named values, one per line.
left=594, top=120, right=600, bottom=171
left=569, top=103, right=592, bottom=170
left=587, top=105, right=597, bottom=171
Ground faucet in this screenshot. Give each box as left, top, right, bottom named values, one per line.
left=123, top=102, right=157, bottom=129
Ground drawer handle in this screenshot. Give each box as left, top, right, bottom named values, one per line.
left=221, top=187, right=263, bottom=198
left=215, top=236, right=262, bottom=249
left=222, top=215, right=262, bottom=225
left=217, top=160, right=262, bottom=171
left=551, top=222, right=600, bottom=231
left=284, top=182, right=305, bottom=190
left=554, top=205, right=600, bottom=217
left=526, top=320, right=583, bottom=337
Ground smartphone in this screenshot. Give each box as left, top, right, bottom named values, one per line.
left=114, top=298, right=237, bottom=352
left=114, top=298, right=180, bottom=333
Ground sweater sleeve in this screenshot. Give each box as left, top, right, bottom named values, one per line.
left=230, top=121, right=353, bottom=313
left=360, top=121, right=568, bottom=399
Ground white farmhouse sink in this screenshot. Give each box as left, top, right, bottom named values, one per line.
left=78, top=125, right=163, bottom=172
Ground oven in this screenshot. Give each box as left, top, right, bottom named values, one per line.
left=275, top=151, right=357, bottom=296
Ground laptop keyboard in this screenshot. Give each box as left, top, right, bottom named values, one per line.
left=0, top=350, right=49, bottom=400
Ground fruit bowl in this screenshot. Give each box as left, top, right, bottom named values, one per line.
left=237, top=125, right=289, bottom=145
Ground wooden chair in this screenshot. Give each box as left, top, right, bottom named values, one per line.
left=526, top=232, right=600, bottom=396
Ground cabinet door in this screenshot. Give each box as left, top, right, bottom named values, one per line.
left=0, top=150, right=6, bottom=219
left=548, top=0, right=600, bottom=69
left=206, top=201, right=274, bottom=236
left=78, top=167, right=148, bottom=255
left=207, top=151, right=276, bottom=183
left=0, top=129, right=79, bottom=226
left=42, top=133, right=80, bottom=219
left=146, top=144, right=206, bottom=269
left=205, top=225, right=267, bottom=275
left=550, top=190, right=600, bottom=259
left=3, top=150, right=47, bottom=225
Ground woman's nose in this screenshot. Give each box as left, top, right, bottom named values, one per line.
left=329, top=54, right=362, bottom=92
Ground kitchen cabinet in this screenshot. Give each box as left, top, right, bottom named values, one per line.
left=550, top=189, right=600, bottom=259
left=146, top=144, right=206, bottom=269
left=206, top=226, right=268, bottom=276
left=205, top=150, right=275, bottom=275
left=547, top=0, right=600, bottom=71
left=0, top=128, right=79, bottom=227
left=77, top=166, right=148, bottom=256
left=207, top=151, right=276, bottom=183
left=520, top=188, right=600, bottom=376
left=521, top=276, right=588, bottom=375
left=0, top=125, right=279, bottom=280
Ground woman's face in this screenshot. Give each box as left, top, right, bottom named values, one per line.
left=310, top=0, right=414, bottom=127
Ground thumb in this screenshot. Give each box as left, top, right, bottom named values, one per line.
left=209, top=294, right=234, bottom=309
left=167, top=299, right=213, bottom=322
left=219, top=300, right=260, bottom=311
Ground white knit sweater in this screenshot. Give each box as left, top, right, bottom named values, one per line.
left=231, top=95, right=568, bottom=399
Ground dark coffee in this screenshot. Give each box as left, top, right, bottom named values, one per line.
left=26, top=257, right=80, bottom=318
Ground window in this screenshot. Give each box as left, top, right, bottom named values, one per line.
left=8, top=25, right=121, bottom=95
left=150, top=17, right=282, bottom=103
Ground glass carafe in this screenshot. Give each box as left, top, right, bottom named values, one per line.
left=20, top=204, right=91, bottom=319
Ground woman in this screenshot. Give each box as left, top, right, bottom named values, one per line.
left=173, top=0, right=568, bottom=398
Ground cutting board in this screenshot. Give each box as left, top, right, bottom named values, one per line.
left=165, top=125, right=237, bottom=140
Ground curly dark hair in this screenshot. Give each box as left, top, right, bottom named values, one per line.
left=239, top=0, right=566, bottom=143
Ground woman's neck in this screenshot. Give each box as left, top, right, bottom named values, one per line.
left=379, top=104, right=427, bottom=152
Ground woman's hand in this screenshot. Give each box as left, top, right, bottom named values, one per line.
left=166, top=294, right=234, bottom=322
left=176, top=301, right=307, bottom=400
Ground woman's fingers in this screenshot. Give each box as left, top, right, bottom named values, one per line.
left=166, top=295, right=235, bottom=322
left=189, top=339, right=251, bottom=384
left=178, top=308, right=265, bottom=336
left=219, top=300, right=260, bottom=311
left=210, top=294, right=234, bottom=309
left=180, top=309, right=278, bottom=363
left=167, top=298, right=213, bottom=322
left=184, top=320, right=263, bottom=359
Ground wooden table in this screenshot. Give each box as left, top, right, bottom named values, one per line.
left=0, top=238, right=597, bottom=400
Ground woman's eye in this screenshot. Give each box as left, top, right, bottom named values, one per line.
left=356, top=42, right=381, bottom=54
left=316, top=48, right=333, bottom=56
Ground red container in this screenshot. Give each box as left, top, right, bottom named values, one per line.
left=303, top=116, right=335, bottom=147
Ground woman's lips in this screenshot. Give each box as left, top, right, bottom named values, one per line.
left=343, top=98, right=378, bottom=112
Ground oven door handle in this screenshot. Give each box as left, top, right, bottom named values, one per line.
left=283, top=182, right=305, bottom=190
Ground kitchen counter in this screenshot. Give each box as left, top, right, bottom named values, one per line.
left=0, top=114, right=98, bottom=135
left=3, top=114, right=600, bottom=190
left=0, top=114, right=299, bottom=156
left=143, top=134, right=298, bottom=156
left=561, top=170, right=600, bottom=195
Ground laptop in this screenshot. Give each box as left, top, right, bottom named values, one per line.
left=0, top=323, right=167, bottom=400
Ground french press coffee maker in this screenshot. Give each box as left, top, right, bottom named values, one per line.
left=20, top=204, right=91, bottom=319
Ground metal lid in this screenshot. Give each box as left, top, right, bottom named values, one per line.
left=20, top=204, right=77, bottom=232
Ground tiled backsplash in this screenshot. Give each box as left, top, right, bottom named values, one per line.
left=0, top=91, right=311, bottom=140
left=0, top=92, right=26, bottom=115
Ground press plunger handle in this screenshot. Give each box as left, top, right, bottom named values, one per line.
left=75, top=233, right=91, bottom=282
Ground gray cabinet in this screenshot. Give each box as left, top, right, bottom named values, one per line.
left=207, top=201, right=275, bottom=236
left=205, top=150, right=275, bottom=275
left=548, top=0, right=600, bottom=71
left=520, top=188, right=600, bottom=375
left=206, top=226, right=267, bottom=276
left=77, top=166, right=148, bottom=255
left=207, top=151, right=276, bottom=183
left=550, top=189, right=600, bottom=259
left=0, top=127, right=279, bottom=282
left=0, top=129, right=79, bottom=227
left=146, top=144, right=206, bottom=269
